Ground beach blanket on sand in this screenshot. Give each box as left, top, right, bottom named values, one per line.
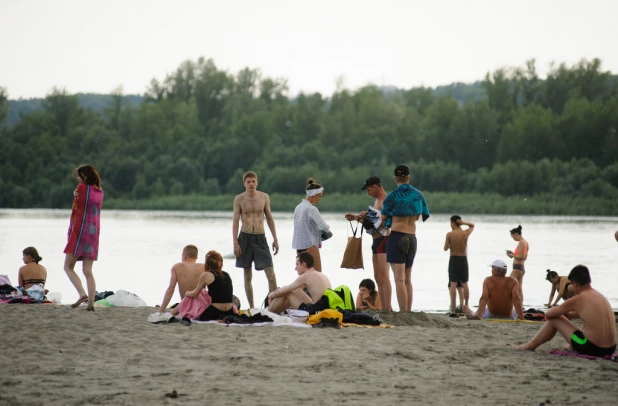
left=191, top=310, right=311, bottom=328
left=64, top=184, right=103, bottom=260
left=548, top=349, right=618, bottom=362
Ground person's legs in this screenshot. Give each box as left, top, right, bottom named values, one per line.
left=510, top=269, right=524, bottom=306
left=517, top=316, right=578, bottom=351
left=263, top=267, right=277, bottom=294
left=376, top=253, right=391, bottom=310
left=449, top=282, right=458, bottom=311
left=81, top=259, right=96, bottom=309
left=306, top=246, right=321, bottom=272
left=391, top=263, right=407, bottom=311
left=461, top=282, right=469, bottom=307
left=64, top=254, right=87, bottom=305
left=267, top=296, right=290, bottom=314
left=404, top=266, right=412, bottom=311
left=243, top=268, right=254, bottom=308
left=285, top=289, right=313, bottom=310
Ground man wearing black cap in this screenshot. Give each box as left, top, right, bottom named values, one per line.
left=380, top=165, right=430, bottom=311
left=345, top=176, right=391, bottom=310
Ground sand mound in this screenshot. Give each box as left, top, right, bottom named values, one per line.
left=366, top=310, right=452, bottom=328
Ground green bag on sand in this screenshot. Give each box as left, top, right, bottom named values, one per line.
left=94, top=298, right=114, bottom=307
left=323, top=285, right=355, bottom=311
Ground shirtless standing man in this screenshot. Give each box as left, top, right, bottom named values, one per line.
left=156, top=245, right=204, bottom=315
left=381, top=165, right=430, bottom=311
left=267, top=252, right=331, bottom=314
left=464, top=259, right=524, bottom=320
left=518, top=265, right=616, bottom=356
left=444, top=215, right=475, bottom=312
left=233, top=171, right=279, bottom=308
left=345, top=176, right=391, bottom=310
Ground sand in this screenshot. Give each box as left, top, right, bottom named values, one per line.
left=1, top=305, right=617, bottom=406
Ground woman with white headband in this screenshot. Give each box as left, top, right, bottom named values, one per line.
left=292, top=179, right=331, bottom=272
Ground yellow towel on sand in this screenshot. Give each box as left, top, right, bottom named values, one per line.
left=307, top=309, right=343, bottom=325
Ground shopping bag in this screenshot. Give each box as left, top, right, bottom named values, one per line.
left=340, top=221, right=363, bottom=269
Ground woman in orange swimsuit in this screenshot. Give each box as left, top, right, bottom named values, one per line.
left=506, top=225, right=528, bottom=305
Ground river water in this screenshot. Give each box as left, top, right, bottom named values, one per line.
left=1, top=209, right=616, bottom=311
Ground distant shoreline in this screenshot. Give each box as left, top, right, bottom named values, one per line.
left=97, top=192, right=618, bottom=216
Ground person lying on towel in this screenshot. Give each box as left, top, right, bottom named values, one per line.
left=463, top=260, right=524, bottom=320
left=267, top=252, right=331, bottom=315
left=517, top=265, right=616, bottom=357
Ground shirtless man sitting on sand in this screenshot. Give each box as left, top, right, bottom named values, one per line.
left=156, top=245, right=204, bottom=315
left=517, top=265, right=616, bottom=357
left=267, top=252, right=331, bottom=314
left=464, top=259, right=524, bottom=320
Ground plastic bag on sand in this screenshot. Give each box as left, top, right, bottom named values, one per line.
left=106, top=290, right=147, bottom=307
left=46, top=292, right=62, bottom=304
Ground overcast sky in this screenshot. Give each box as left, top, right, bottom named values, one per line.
left=2, top=0, right=617, bottom=99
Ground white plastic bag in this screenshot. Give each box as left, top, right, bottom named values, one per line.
left=46, top=292, right=62, bottom=304
left=106, top=290, right=147, bottom=307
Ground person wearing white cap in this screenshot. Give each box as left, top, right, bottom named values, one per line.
left=463, top=260, right=524, bottom=320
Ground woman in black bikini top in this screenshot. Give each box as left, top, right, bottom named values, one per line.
left=18, top=247, right=47, bottom=289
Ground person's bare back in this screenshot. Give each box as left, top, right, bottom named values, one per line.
left=173, top=261, right=205, bottom=298
left=568, top=288, right=616, bottom=348
left=299, top=270, right=332, bottom=303
left=156, top=245, right=203, bottom=313
left=446, top=229, right=470, bottom=256
left=485, top=276, right=520, bottom=317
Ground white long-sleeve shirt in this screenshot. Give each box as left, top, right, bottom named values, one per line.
left=292, top=199, right=330, bottom=250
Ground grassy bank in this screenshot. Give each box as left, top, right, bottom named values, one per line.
left=103, top=192, right=618, bottom=216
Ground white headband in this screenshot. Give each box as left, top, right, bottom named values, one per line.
left=306, top=187, right=324, bottom=197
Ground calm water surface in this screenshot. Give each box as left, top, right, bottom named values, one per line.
left=1, top=209, right=617, bottom=311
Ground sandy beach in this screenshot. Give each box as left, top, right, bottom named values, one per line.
left=1, top=305, right=617, bottom=406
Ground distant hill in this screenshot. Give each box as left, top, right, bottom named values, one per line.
left=6, top=93, right=143, bottom=126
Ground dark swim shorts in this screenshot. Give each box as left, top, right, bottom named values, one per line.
left=235, top=232, right=273, bottom=270
left=571, top=330, right=616, bottom=357
left=298, top=296, right=329, bottom=315
left=371, top=236, right=388, bottom=255
left=448, top=256, right=469, bottom=284
left=386, top=231, right=417, bottom=268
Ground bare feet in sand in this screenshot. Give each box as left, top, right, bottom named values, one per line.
left=86, top=306, right=95, bottom=312
left=71, top=296, right=88, bottom=308
left=516, top=343, right=534, bottom=351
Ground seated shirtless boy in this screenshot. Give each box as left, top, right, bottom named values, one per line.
left=267, top=252, right=331, bottom=314
left=517, top=265, right=616, bottom=357
left=156, top=245, right=205, bottom=315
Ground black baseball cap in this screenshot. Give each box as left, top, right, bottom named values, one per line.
left=394, top=165, right=410, bottom=176
left=360, top=176, right=381, bottom=190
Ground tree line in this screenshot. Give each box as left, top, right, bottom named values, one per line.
left=1, top=57, right=617, bottom=211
